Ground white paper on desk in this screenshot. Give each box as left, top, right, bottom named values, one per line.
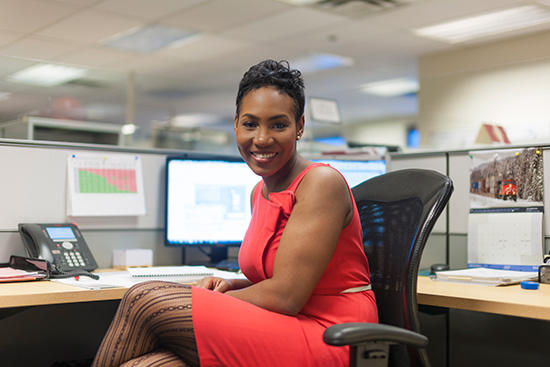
left=66, top=153, right=146, bottom=216
left=53, top=269, right=247, bottom=290
left=435, top=268, right=538, bottom=286
left=52, top=271, right=138, bottom=289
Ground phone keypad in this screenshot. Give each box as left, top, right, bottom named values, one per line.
left=63, top=251, right=87, bottom=268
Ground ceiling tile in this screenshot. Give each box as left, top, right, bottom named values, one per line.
left=164, top=0, right=289, bottom=32
left=217, top=44, right=300, bottom=70
left=40, top=0, right=98, bottom=7
left=0, top=0, right=78, bottom=33
left=278, top=21, right=393, bottom=57
left=0, top=30, right=24, bottom=48
left=0, top=55, right=39, bottom=77
left=0, top=36, right=81, bottom=61
left=225, top=7, right=346, bottom=42
left=52, top=46, right=138, bottom=68
left=37, top=9, right=143, bottom=43
left=158, top=34, right=253, bottom=61
left=102, top=53, right=183, bottom=75
left=94, top=0, right=207, bottom=20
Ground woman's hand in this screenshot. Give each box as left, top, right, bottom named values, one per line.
left=195, top=276, right=233, bottom=293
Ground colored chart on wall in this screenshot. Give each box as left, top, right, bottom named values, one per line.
left=76, top=167, right=138, bottom=193
left=67, top=153, right=146, bottom=216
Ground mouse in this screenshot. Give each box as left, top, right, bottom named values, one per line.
left=430, top=263, right=449, bottom=273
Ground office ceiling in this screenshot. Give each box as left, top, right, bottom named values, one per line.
left=1, top=0, right=550, bottom=141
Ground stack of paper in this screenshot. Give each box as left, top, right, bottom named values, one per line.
left=128, top=265, right=213, bottom=279
left=0, top=267, right=47, bottom=282
left=435, top=267, right=538, bottom=286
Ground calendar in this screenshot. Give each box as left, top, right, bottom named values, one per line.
left=468, top=210, right=543, bottom=271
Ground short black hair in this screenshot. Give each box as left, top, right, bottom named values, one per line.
left=236, top=60, right=305, bottom=122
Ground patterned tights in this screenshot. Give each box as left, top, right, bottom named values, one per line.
left=92, top=281, right=200, bottom=367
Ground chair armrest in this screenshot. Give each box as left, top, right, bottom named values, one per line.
left=323, top=323, right=429, bottom=348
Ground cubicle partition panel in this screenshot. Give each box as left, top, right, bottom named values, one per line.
left=390, top=144, right=550, bottom=367
left=390, top=146, right=550, bottom=268
left=0, top=140, right=184, bottom=268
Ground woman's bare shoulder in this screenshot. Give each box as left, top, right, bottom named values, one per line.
left=298, top=164, right=349, bottom=198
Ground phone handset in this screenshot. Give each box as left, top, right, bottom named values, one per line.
left=18, top=223, right=98, bottom=274
left=19, top=223, right=55, bottom=262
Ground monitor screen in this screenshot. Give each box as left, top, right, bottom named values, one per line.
left=164, top=155, right=260, bottom=249
left=313, top=159, right=387, bottom=188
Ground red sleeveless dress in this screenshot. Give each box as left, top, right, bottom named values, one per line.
left=191, top=163, right=378, bottom=366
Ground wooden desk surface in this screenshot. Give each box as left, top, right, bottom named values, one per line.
left=417, top=276, right=550, bottom=321
left=2, top=275, right=550, bottom=321
left=0, top=279, right=127, bottom=308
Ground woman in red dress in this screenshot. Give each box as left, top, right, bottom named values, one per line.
left=92, top=60, right=378, bottom=367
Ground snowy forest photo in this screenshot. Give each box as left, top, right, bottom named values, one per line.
left=470, top=148, right=544, bottom=209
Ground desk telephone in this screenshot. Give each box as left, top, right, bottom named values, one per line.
left=18, top=223, right=98, bottom=279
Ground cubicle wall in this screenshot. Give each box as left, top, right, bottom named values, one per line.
left=391, top=145, right=550, bottom=367
left=3, top=139, right=548, bottom=270
left=0, top=139, right=220, bottom=268
left=3, top=139, right=548, bottom=269
left=390, top=145, right=550, bottom=271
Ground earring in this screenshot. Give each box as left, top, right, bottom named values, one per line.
left=296, top=135, right=301, bottom=140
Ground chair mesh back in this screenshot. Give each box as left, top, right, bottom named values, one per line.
left=352, top=169, right=453, bottom=367
left=358, top=198, right=423, bottom=366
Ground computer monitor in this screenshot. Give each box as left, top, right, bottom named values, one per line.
left=165, top=155, right=386, bottom=265
left=313, top=158, right=387, bottom=188
left=164, top=154, right=260, bottom=265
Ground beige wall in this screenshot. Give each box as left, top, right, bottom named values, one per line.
left=418, top=30, right=550, bottom=149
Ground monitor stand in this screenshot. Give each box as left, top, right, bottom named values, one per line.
left=210, top=247, right=240, bottom=271
left=208, top=247, right=229, bottom=264
left=182, top=246, right=239, bottom=271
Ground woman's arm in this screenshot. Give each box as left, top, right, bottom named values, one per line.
left=226, top=166, right=353, bottom=315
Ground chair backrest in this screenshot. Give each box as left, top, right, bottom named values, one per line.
left=352, top=169, right=453, bottom=367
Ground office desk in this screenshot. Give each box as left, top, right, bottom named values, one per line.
left=2, top=276, right=547, bottom=367
left=416, top=276, right=550, bottom=321
left=2, top=276, right=550, bottom=321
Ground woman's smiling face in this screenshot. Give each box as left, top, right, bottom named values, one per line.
left=234, top=86, right=304, bottom=180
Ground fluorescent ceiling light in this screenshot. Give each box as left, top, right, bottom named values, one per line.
left=7, top=64, right=86, bottom=87
left=290, top=53, right=354, bottom=74
left=413, top=5, right=550, bottom=44
left=102, top=24, right=198, bottom=53
left=121, top=124, right=137, bottom=135
left=359, top=78, right=419, bottom=97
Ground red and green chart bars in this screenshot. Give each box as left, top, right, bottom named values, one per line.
left=76, top=168, right=138, bottom=193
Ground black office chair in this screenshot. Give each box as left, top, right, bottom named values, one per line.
left=324, top=169, right=454, bottom=367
